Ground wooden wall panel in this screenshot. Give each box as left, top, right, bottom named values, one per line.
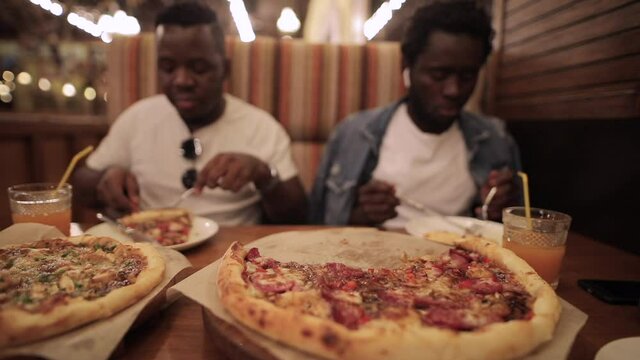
left=501, top=28, right=640, bottom=78
left=504, top=0, right=633, bottom=47
left=0, top=116, right=108, bottom=229
left=0, top=140, right=30, bottom=227
left=494, top=0, right=640, bottom=119
left=508, top=119, right=640, bottom=255
left=503, top=0, right=640, bottom=61
left=498, top=55, right=640, bottom=97
left=505, top=0, right=574, bottom=32
left=505, top=0, right=533, bottom=13
left=40, top=138, right=72, bottom=183
left=497, top=87, right=638, bottom=120
left=491, top=0, right=640, bottom=253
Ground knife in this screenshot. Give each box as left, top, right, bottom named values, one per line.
left=96, top=212, right=159, bottom=244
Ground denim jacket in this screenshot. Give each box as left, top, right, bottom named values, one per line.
left=309, top=99, right=522, bottom=225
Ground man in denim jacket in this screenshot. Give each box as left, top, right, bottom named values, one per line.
left=310, top=2, right=521, bottom=227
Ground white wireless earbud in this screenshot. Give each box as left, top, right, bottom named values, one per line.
left=402, top=68, right=411, bottom=88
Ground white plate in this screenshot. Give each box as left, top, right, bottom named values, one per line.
left=595, top=337, right=640, bottom=360
left=85, top=216, right=219, bottom=251
left=405, top=216, right=503, bottom=245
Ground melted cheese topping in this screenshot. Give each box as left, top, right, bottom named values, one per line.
left=0, top=238, right=146, bottom=313
left=124, top=215, right=191, bottom=246
left=242, top=248, right=533, bottom=332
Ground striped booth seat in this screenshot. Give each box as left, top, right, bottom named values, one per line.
left=107, top=34, right=405, bottom=191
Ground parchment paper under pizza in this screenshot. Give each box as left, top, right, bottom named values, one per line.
left=0, top=223, right=191, bottom=360
left=172, top=228, right=586, bottom=360
left=217, top=228, right=560, bottom=359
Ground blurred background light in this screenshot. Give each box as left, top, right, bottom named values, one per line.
left=16, top=72, right=33, bottom=85
left=0, top=93, right=13, bottom=103
left=0, top=84, right=10, bottom=96
left=364, top=0, right=406, bottom=40
left=38, top=78, right=51, bottom=91
left=2, top=71, right=15, bottom=82
left=84, top=87, right=97, bottom=101
left=228, top=0, right=255, bottom=42
left=277, top=7, right=301, bottom=34
left=62, top=83, right=77, bottom=97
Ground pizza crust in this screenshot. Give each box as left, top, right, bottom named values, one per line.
left=0, top=235, right=165, bottom=347
left=119, top=208, right=190, bottom=223
left=217, top=235, right=561, bottom=360
left=453, top=237, right=562, bottom=359
left=120, top=208, right=192, bottom=246
left=423, top=231, right=475, bottom=246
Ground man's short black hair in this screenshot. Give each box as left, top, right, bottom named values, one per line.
left=155, top=1, right=217, bottom=27
left=155, top=1, right=225, bottom=54
left=401, top=1, right=494, bottom=67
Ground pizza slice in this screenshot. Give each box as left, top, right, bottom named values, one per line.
left=120, top=208, right=192, bottom=246
left=0, top=235, right=165, bottom=347
left=217, top=236, right=560, bottom=360
left=422, top=230, right=470, bottom=245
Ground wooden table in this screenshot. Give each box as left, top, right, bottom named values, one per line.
left=111, top=226, right=640, bottom=360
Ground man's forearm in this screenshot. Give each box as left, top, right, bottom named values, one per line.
left=71, top=167, right=104, bottom=208
left=348, top=206, right=372, bottom=226
left=260, top=178, right=308, bottom=224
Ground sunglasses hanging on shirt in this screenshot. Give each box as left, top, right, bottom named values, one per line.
left=180, top=138, right=202, bottom=188
left=180, top=137, right=202, bottom=160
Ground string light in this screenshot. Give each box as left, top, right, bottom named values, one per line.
left=2, top=71, right=15, bottom=82
left=98, top=11, right=141, bottom=37
left=0, top=84, right=10, bottom=96
left=277, top=7, right=301, bottom=34
left=84, top=87, right=97, bottom=101
left=17, top=72, right=33, bottom=85
left=25, top=0, right=140, bottom=42
left=0, top=93, right=12, bottom=104
left=38, top=78, right=51, bottom=92
left=67, top=10, right=140, bottom=41
left=228, top=0, right=255, bottom=42
left=27, top=0, right=63, bottom=17
left=363, top=0, right=406, bottom=40
left=100, top=32, right=113, bottom=44
left=62, top=83, right=77, bottom=97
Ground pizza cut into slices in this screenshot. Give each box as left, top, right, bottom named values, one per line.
left=0, top=235, right=165, bottom=348
left=423, top=230, right=471, bottom=246
left=217, top=236, right=561, bottom=360
left=423, top=230, right=504, bottom=247
left=120, top=208, right=192, bottom=246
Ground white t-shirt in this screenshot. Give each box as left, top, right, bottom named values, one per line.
left=372, top=104, right=476, bottom=229
left=87, top=94, right=298, bottom=225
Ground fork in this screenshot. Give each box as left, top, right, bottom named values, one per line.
left=480, top=186, right=498, bottom=221
left=95, top=212, right=158, bottom=244
left=168, top=188, right=196, bottom=208
left=397, top=195, right=482, bottom=236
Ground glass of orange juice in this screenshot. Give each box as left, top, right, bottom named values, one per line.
left=502, top=207, right=571, bottom=289
left=7, top=183, right=72, bottom=236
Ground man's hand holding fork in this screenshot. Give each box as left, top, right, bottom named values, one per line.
left=475, top=169, right=520, bottom=222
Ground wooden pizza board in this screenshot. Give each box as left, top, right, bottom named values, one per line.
left=202, top=307, right=279, bottom=360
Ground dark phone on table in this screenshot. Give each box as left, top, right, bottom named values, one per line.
left=578, top=279, right=640, bottom=305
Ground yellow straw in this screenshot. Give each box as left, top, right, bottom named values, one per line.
left=517, top=171, right=532, bottom=229
left=57, top=146, right=94, bottom=189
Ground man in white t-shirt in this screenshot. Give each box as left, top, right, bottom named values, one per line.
left=73, top=2, right=307, bottom=225
left=310, top=2, right=521, bottom=227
